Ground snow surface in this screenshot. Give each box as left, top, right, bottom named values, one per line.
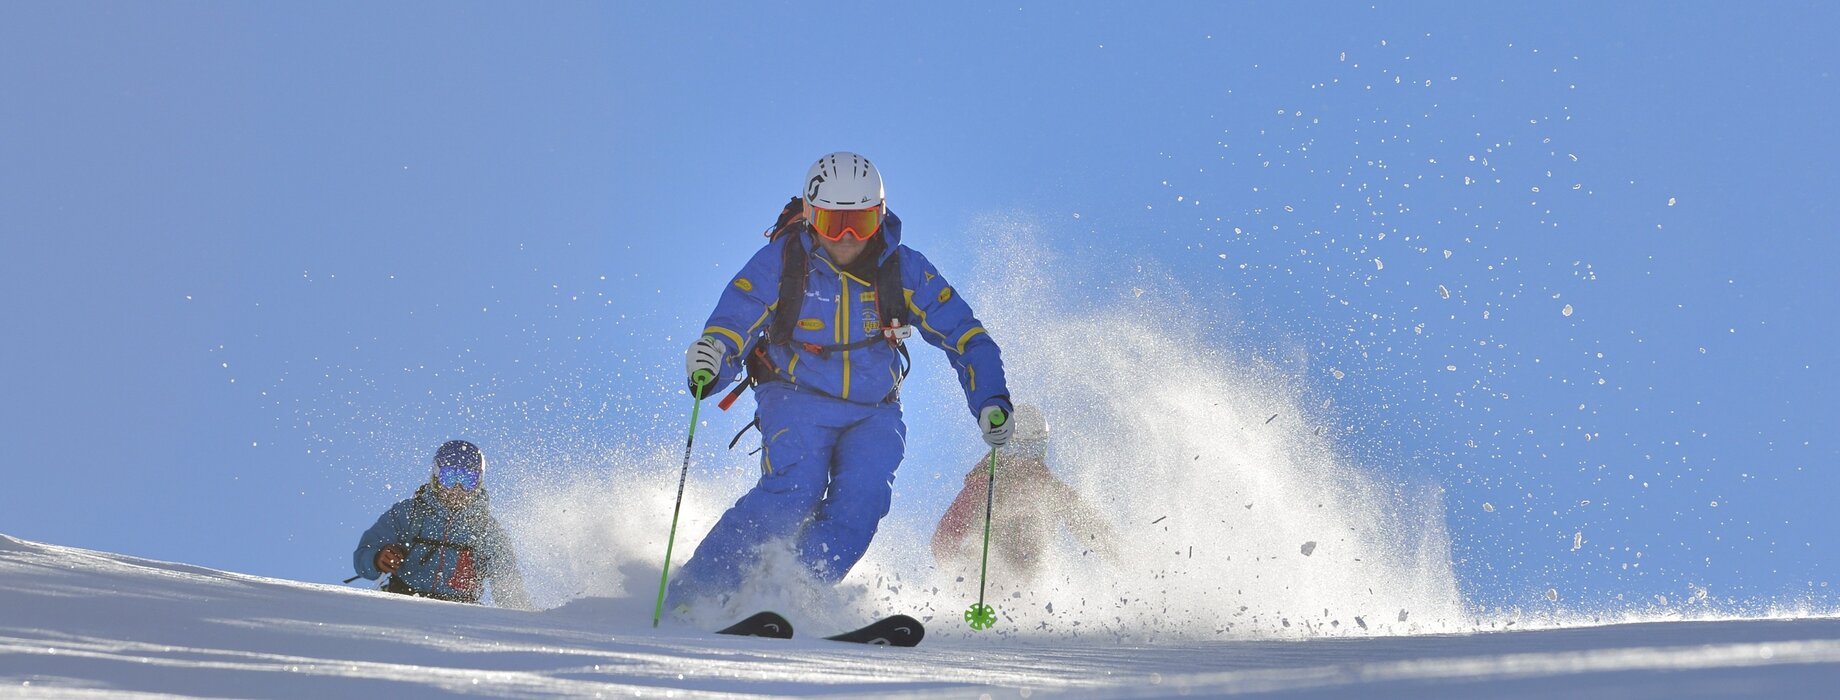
left=4, top=533, right=1837, bottom=698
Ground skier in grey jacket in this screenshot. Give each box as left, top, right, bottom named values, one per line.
left=353, top=440, right=530, bottom=609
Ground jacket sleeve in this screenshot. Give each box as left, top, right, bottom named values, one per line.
left=1053, top=479, right=1121, bottom=563
left=697, top=238, right=788, bottom=395
left=353, top=500, right=412, bottom=580
left=480, top=516, right=532, bottom=611
left=930, top=467, right=988, bottom=562
left=899, top=247, right=1011, bottom=417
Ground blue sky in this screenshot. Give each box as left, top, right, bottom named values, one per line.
left=2, top=2, right=1835, bottom=613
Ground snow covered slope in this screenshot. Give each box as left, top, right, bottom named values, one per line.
left=3, top=533, right=1837, bottom=698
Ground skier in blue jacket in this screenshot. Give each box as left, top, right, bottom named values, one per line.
left=353, top=440, right=531, bottom=609
left=670, top=152, right=1014, bottom=609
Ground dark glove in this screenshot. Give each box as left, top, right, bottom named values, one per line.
left=375, top=544, right=407, bottom=574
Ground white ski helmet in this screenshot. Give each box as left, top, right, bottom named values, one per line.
left=1011, top=404, right=1049, bottom=445
left=804, top=152, right=884, bottom=210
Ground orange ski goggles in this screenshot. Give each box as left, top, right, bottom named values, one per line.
left=810, top=204, right=884, bottom=241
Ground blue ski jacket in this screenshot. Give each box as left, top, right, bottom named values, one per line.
left=353, top=485, right=531, bottom=610
left=699, top=212, right=1010, bottom=416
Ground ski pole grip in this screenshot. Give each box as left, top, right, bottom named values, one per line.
left=989, top=409, right=1006, bottom=427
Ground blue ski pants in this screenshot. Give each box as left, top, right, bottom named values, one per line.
left=669, top=382, right=906, bottom=604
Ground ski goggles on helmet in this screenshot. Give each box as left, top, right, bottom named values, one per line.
left=809, top=204, right=884, bottom=242
left=436, top=465, right=480, bottom=491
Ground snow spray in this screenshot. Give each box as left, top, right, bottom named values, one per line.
left=846, top=215, right=1472, bottom=642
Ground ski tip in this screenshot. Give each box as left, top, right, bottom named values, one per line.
left=716, top=610, right=794, bottom=639
left=824, top=614, right=926, bottom=647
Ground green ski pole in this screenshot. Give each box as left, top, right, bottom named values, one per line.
left=654, top=369, right=713, bottom=628
left=965, top=409, right=1006, bottom=631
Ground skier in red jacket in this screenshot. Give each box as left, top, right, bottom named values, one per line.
left=931, top=405, right=1118, bottom=579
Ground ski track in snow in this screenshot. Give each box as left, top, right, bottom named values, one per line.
left=4, top=534, right=1838, bottom=698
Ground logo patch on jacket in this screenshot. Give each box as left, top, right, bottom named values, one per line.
left=859, top=291, right=877, bottom=302
left=734, top=278, right=754, bottom=292
left=937, top=287, right=954, bottom=303
left=798, top=318, right=826, bottom=331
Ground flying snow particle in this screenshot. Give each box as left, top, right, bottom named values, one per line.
left=1437, top=284, right=1451, bottom=299
left=1668, top=197, right=1677, bottom=206
left=1562, top=304, right=1574, bottom=317
left=1482, top=502, right=1496, bottom=512
left=1374, top=258, right=1384, bottom=270
left=1573, top=532, right=1583, bottom=551
left=1300, top=541, right=1317, bottom=556
left=1545, top=588, right=1559, bottom=601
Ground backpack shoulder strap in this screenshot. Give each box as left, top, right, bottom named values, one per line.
left=876, top=246, right=908, bottom=328
left=876, top=248, right=912, bottom=384
left=768, top=232, right=808, bottom=346
left=405, top=488, right=441, bottom=566
left=407, top=488, right=433, bottom=535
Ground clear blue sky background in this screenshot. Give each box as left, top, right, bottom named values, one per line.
left=3, top=2, right=1835, bottom=613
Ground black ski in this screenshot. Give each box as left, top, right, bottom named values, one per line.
left=715, top=611, right=923, bottom=646
left=715, top=611, right=793, bottom=639
left=822, top=614, right=925, bottom=647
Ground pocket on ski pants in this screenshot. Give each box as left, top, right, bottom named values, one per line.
left=753, top=403, right=827, bottom=502
left=760, top=425, right=799, bottom=480
left=728, top=417, right=827, bottom=537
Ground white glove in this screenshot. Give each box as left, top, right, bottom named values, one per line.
left=685, top=336, right=726, bottom=391
left=979, top=405, right=1012, bottom=448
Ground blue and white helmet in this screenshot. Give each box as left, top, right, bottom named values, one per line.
left=804, top=152, right=884, bottom=210
left=433, top=439, right=483, bottom=473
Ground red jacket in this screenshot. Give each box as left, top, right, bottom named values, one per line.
left=930, top=453, right=1115, bottom=576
